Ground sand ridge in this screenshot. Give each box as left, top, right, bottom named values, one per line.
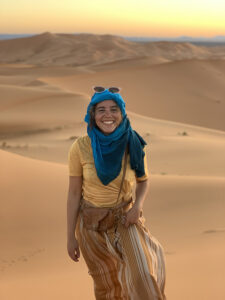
left=0, top=32, right=225, bottom=66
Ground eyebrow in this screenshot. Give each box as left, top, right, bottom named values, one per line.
left=96, top=105, right=118, bottom=110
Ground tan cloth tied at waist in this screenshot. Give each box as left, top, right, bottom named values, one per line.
left=80, top=198, right=133, bottom=231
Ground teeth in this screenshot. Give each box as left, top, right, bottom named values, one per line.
left=103, top=121, right=113, bottom=124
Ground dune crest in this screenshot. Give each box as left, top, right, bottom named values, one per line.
left=0, top=32, right=224, bottom=66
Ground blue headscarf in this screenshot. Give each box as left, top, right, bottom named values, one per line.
left=84, top=89, right=147, bottom=185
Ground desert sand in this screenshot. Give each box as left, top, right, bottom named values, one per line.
left=0, top=33, right=225, bottom=300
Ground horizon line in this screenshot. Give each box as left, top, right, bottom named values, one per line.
left=0, top=32, right=225, bottom=39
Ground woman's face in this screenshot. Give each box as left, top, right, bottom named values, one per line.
left=94, top=100, right=122, bottom=135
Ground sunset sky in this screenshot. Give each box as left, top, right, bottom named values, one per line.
left=1, top=0, right=225, bottom=37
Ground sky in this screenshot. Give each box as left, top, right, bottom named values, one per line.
left=1, top=0, right=225, bottom=37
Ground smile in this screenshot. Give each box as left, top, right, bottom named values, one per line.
left=102, top=121, right=114, bottom=124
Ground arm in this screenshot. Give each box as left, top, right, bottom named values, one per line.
left=67, top=176, right=82, bottom=262
left=124, top=179, right=149, bottom=228
left=133, top=179, right=149, bottom=211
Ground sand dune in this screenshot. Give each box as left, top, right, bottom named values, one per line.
left=1, top=33, right=225, bottom=300
left=0, top=75, right=44, bottom=86
left=0, top=149, right=94, bottom=300
left=1, top=150, right=225, bottom=300
left=150, top=174, right=225, bottom=299
left=41, top=59, right=225, bottom=131
left=0, top=32, right=224, bottom=66
left=0, top=83, right=89, bottom=137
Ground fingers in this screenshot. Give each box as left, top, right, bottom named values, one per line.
left=122, top=213, right=138, bottom=228
left=69, top=249, right=79, bottom=262
left=72, top=246, right=80, bottom=262
left=68, top=245, right=80, bottom=262
left=122, top=215, right=130, bottom=228
left=75, top=247, right=80, bottom=261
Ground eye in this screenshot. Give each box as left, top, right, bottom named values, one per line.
left=96, top=108, right=105, bottom=113
left=111, top=108, right=119, bottom=113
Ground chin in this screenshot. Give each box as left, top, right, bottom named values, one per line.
left=101, top=126, right=116, bottom=134
left=96, top=124, right=118, bottom=135
left=102, top=128, right=117, bottom=135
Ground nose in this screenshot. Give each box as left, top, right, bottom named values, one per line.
left=104, top=109, right=112, bottom=117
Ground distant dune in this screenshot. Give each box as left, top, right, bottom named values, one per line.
left=1, top=33, right=225, bottom=44
left=41, top=58, right=225, bottom=132
left=0, top=32, right=224, bottom=66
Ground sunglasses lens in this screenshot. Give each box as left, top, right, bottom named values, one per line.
left=93, top=86, right=121, bottom=93
left=94, top=86, right=105, bottom=93
left=108, top=87, right=120, bottom=93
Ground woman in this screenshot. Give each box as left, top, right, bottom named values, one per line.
left=67, top=86, right=166, bottom=300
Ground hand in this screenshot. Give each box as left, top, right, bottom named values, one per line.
left=67, top=238, right=80, bottom=262
left=123, top=205, right=142, bottom=228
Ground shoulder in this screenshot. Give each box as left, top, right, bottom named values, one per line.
left=71, top=135, right=90, bottom=146
left=69, top=135, right=91, bottom=153
left=77, top=135, right=91, bottom=148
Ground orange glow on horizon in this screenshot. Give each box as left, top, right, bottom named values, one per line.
left=1, top=0, right=225, bottom=37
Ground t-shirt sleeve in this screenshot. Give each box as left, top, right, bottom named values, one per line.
left=68, top=139, right=83, bottom=176
left=136, top=147, right=149, bottom=182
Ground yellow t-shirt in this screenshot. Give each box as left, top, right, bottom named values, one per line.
left=68, top=135, right=149, bottom=207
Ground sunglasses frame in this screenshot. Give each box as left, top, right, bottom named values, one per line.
left=92, top=86, right=122, bottom=94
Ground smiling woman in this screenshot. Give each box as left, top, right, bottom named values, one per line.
left=66, top=86, right=167, bottom=299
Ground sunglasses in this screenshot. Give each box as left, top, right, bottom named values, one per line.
left=93, top=86, right=121, bottom=93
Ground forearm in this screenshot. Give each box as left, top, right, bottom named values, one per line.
left=133, top=179, right=149, bottom=210
left=67, top=192, right=81, bottom=241
left=124, top=179, right=149, bottom=227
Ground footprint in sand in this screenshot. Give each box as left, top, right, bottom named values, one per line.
left=27, top=248, right=45, bottom=257
left=0, top=248, right=45, bottom=272
left=18, top=256, right=28, bottom=262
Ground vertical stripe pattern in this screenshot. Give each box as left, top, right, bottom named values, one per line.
left=76, top=214, right=166, bottom=300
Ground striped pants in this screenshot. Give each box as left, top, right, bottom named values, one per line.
left=76, top=213, right=166, bottom=300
